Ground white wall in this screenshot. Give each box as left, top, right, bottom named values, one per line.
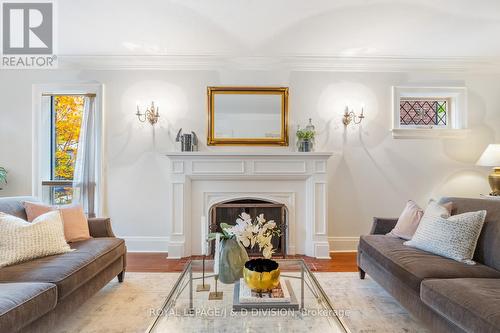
left=0, top=69, right=499, bottom=251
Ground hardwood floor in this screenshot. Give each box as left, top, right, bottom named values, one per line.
left=126, top=252, right=358, bottom=273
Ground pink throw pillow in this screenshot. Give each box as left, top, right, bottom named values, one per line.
left=23, top=201, right=91, bottom=243
left=387, top=200, right=453, bottom=240
left=387, top=200, right=424, bottom=240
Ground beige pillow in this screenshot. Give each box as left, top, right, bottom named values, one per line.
left=388, top=200, right=453, bottom=240
left=405, top=210, right=487, bottom=264
left=0, top=211, right=73, bottom=268
left=387, top=200, right=424, bottom=240
left=23, top=201, right=91, bottom=243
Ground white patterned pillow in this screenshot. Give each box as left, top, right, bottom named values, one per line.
left=404, top=210, right=487, bottom=264
left=0, top=211, right=73, bottom=268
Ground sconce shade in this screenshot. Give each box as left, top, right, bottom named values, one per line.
left=476, top=144, right=500, bottom=166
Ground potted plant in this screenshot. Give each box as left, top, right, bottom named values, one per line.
left=0, top=167, right=7, bottom=190
left=209, top=212, right=281, bottom=286
left=296, top=118, right=316, bottom=152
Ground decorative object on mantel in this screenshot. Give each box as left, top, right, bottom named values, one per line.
left=296, top=118, right=316, bottom=152
left=175, top=128, right=199, bottom=152
left=342, top=105, right=365, bottom=127
left=135, top=101, right=159, bottom=125
left=476, top=144, right=500, bottom=196
left=0, top=167, right=7, bottom=190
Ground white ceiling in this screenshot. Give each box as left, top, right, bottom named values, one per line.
left=58, top=0, right=500, bottom=58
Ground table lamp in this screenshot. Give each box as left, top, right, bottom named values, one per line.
left=476, top=144, right=500, bottom=196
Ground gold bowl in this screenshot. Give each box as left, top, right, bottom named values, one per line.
left=243, top=258, right=280, bottom=292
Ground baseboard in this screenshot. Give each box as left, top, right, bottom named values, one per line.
left=120, top=236, right=169, bottom=252
left=328, top=237, right=359, bottom=252
left=120, top=236, right=358, bottom=254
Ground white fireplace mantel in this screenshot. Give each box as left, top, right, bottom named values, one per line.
left=165, top=151, right=334, bottom=259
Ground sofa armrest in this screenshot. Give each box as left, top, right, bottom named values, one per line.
left=88, top=217, right=116, bottom=238
left=370, top=217, right=398, bottom=235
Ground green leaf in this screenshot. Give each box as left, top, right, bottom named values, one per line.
left=219, top=223, right=233, bottom=237
left=207, top=232, right=230, bottom=241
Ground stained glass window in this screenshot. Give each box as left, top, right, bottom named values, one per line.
left=399, top=99, right=448, bottom=127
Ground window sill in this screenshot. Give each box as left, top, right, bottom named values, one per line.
left=391, top=128, right=470, bottom=139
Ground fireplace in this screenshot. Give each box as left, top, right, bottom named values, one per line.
left=209, top=199, right=287, bottom=257
left=165, top=152, right=333, bottom=259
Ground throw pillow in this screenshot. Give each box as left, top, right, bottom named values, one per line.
left=0, top=211, right=73, bottom=268
left=387, top=200, right=453, bottom=240
left=404, top=210, right=487, bottom=264
left=387, top=200, right=424, bottom=240
left=23, top=201, right=91, bottom=243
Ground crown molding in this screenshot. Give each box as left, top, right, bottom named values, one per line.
left=56, top=54, right=500, bottom=73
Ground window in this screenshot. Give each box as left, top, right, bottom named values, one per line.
left=49, top=95, right=85, bottom=205
left=392, top=86, right=467, bottom=138
left=399, top=98, right=449, bottom=128
left=33, top=83, right=103, bottom=215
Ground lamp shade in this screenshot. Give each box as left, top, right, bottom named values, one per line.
left=476, top=144, right=500, bottom=166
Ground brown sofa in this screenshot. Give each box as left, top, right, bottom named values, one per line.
left=358, top=197, right=500, bottom=333
left=0, top=196, right=127, bottom=333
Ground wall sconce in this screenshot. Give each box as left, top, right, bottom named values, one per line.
left=136, top=101, right=160, bottom=125
left=342, top=106, right=365, bottom=127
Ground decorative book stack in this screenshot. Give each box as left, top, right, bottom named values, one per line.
left=239, top=279, right=291, bottom=303
left=233, top=279, right=299, bottom=311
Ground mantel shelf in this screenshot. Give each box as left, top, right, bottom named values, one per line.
left=165, top=151, right=335, bottom=158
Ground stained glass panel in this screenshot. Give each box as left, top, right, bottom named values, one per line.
left=400, top=99, right=447, bottom=127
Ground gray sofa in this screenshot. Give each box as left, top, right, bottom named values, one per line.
left=358, top=197, right=500, bottom=333
left=0, top=196, right=127, bottom=333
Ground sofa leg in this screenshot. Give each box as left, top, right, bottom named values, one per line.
left=358, top=267, right=366, bottom=280
left=117, top=271, right=125, bottom=283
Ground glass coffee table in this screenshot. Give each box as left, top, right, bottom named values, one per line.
left=147, top=259, right=349, bottom=332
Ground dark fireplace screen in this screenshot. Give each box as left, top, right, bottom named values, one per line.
left=209, top=199, right=287, bottom=258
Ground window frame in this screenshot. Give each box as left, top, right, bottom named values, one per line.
left=32, top=83, right=104, bottom=214
left=391, top=86, right=468, bottom=139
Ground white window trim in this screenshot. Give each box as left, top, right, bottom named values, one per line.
left=391, top=86, right=468, bottom=139
left=32, top=83, right=105, bottom=215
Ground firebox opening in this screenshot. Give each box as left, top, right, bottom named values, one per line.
left=208, top=198, right=287, bottom=258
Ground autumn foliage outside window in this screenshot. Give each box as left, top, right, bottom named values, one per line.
left=50, top=96, right=84, bottom=204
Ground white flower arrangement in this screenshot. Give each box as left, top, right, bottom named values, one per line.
left=209, top=212, right=281, bottom=259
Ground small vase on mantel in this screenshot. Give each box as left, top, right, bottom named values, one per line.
left=296, top=118, right=316, bottom=152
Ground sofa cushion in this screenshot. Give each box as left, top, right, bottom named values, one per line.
left=359, top=235, right=500, bottom=293
left=0, top=196, right=37, bottom=220
left=0, top=238, right=125, bottom=300
left=0, top=282, right=57, bottom=333
left=421, top=278, right=500, bottom=333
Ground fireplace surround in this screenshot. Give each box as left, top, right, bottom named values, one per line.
left=165, top=151, right=333, bottom=259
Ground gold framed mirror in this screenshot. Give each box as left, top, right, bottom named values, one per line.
left=207, top=86, right=289, bottom=146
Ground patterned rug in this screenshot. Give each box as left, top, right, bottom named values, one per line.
left=52, top=272, right=428, bottom=333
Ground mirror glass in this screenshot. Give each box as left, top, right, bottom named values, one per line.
left=214, top=94, right=282, bottom=139
left=208, top=87, right=288, bottom=146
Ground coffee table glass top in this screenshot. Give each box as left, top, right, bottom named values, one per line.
left=147, top=259, right=348, bottom=333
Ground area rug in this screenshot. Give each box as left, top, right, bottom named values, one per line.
left=52, top=272, right=428, bottom=333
